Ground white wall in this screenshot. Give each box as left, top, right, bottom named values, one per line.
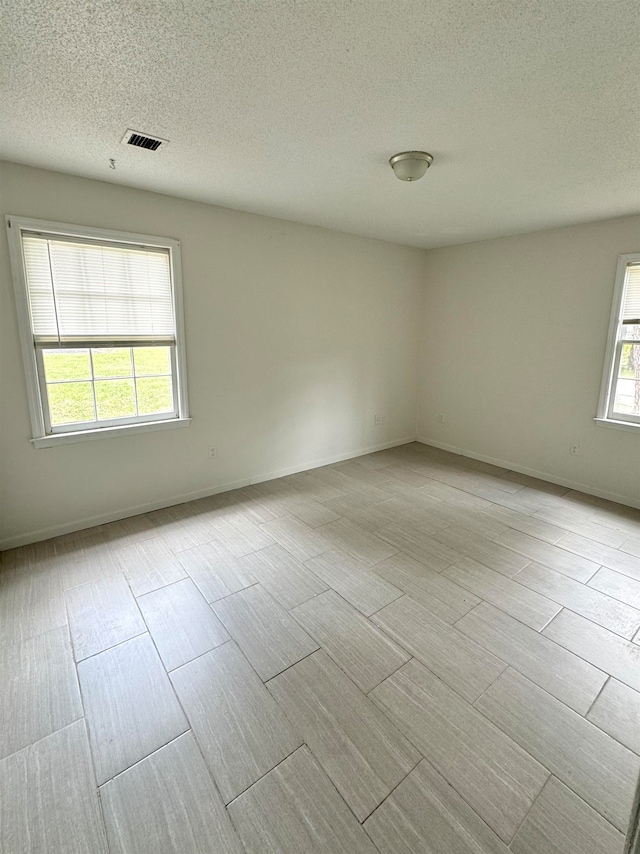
left=0, top=162, right=424, bottom=548
left=2, top=162, right=638, bottom=547
left=417, top=215, right=640, bottom=507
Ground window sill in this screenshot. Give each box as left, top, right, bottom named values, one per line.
left=594, top=417, right=640, bottom=434
left=31, top=417, right=191, bottom=448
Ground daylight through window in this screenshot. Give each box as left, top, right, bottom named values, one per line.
left=598, top=254, right=640, bottom=427
left=7, top=218, right=189, bottom=445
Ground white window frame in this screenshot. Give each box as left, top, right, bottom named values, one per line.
left=596, top=252, right=640, bottom=433
left=6, top=216, right=190, bottom=448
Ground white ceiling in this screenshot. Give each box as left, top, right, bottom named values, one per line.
left=1, top=0, right=638, bottom=248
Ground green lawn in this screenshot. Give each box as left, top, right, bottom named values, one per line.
left=43, top=347, right=173, bottom=425
left=621, top=342, right=640, bottom=378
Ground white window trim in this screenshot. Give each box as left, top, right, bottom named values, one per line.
left=6, top=215, right=191, bottom=447
left=595, top=252, right=640, bottom=432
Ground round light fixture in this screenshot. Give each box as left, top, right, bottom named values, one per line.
left=389, top=151, right=433, bottom=182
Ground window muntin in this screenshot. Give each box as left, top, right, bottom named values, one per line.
left=598, top=255, right=640, bottom=427
left=38, top=346, right=176, bottom=431
left=7, top=217, right=188, bottom=444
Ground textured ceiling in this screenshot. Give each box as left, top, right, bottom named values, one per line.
left=1, top=0, right=638, bottom=248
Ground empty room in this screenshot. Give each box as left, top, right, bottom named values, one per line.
left=1, top=1, right=639, bottom=853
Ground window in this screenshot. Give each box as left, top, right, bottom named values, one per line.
left=597, top=253, right=640, bottom=430
left=6, top=217, right=189, bottom=447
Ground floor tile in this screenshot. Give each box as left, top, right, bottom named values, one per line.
left=456, top=602, right=607, bottom=714
left=258, top=516, right=329, bottom=561
left=207, top=515, right=275, bottom=556
left=370, top=659, right=548, bottom=843
left=363, top=759, right=509, bottom=854
left=587, top=678, right=640, bottom=755
left=378, top=476, right=442, bottom=503
left=305, top=465, right=392, bottom=501
left=432, top=525, right=532, bottom=577
left=589, top=508, right=640, bottom=539
left=78, top=633, right=188, bottom=784
left=331, top=459, right=394, bottom=485
left=0, top=560, right=65, bottom=649
left=305, top=548, right=402, bottom=616
left=447, top=470, right=525, bottom=498
left=138, top=578, right=230, bottom=671
left=621, top=535, right=640, bottom=558
left=239, top=544, right=328, bottom=608
left=557, top=532, right=640, bottom=580
left=118, top=537, right=187, bottom=597
left=228, top=487, right=286, bottom=523
left=291, top=589, right=409, bottom=692
left=0, top=625, right=82, bottom=759
left=418, top=477, right=493, bottom=510
left=66, top=573, right=146, bottom=660
left=240, top=481, right=299, bottom=518
left=379, top=463, right=437, bottom=488
left=482, top=505, right=567, bottom=544
left=3, top=539, right=57, bottom=567
left=483, top=485, right=558, bottom=514
left=378, top=521, right=462, bottom=569
left=285, top=497, right=342, bottom=528
left=0, top=720, right=108, bottom=854
left=444, top=557, right=560, bottom=630
left=494, top=529, right=599, bottom=581
left=280, top=469, right=349, bottom=503
left=371, top=495, right=452, bottom=534
left=229, top=478, right=292, bottom=524
left=542, top=608, right=640, bottom=691
left=4, top=445, right=640, bottom=854
left=316, top=518, right=399, bottom=565
left=268, top=651, right=419, bottom=821
left=99, top=514, right=159, bottom=547
left=167, top=510, right=218, bottom=550
left=533, top=507, right=627, bottom=548
left=498, top=471, right=570, bottom=496
left=54, top=531, right=120, bottom=589
left=515, top=562, right=640, bottom=638
left=177, top=540, right=253, bottom=602
left=342, top=476, right=404, bottom=502
left=476, top=668, right=639, bottom=832
left=588, top=567, right=640, bottom=609
left=101, top=732, right=243, bottom=854
left=227, top=745, right=379, bottom=854
left=510, top=776, right=624, bottom=854
left=213, top=584, right=318, bottom=680
left=170, top=641, right=301, bottom=802
left=426, top=474, right=528, bottom=507
left=147, top=507, right=212, bottom=553
left=421, top=503, right=509, bottom=540
left=375, top=552, right=480, bottom=624
left=372, top=596, right=506, bottom=702
left=322, top=495, right=402, bottom=532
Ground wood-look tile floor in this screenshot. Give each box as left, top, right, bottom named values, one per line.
left=2, top=443, right=639, bottom=853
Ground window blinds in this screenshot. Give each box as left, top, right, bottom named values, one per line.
left=22, top=233, right=176, bottom=346
left=623, top=263, right=640, bottom=324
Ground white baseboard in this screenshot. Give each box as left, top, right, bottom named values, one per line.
left=0, top=435, right=416, bottom=551
left=416, top=436, right=640, bottom=511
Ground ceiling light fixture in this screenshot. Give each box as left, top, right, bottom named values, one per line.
left=389, top=151, right=433, bottom=182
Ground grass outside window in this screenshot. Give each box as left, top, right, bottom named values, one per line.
left=42, top=347, right=175, bottom=427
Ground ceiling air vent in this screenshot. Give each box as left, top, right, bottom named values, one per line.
left=121, top=129, right=168, bottom=151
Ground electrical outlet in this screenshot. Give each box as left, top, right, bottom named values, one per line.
left=570, top=442, right=580, bottom=456
left=374, top=414, right=386, bottom=425
left=208, top=445, right=217, bottom=460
